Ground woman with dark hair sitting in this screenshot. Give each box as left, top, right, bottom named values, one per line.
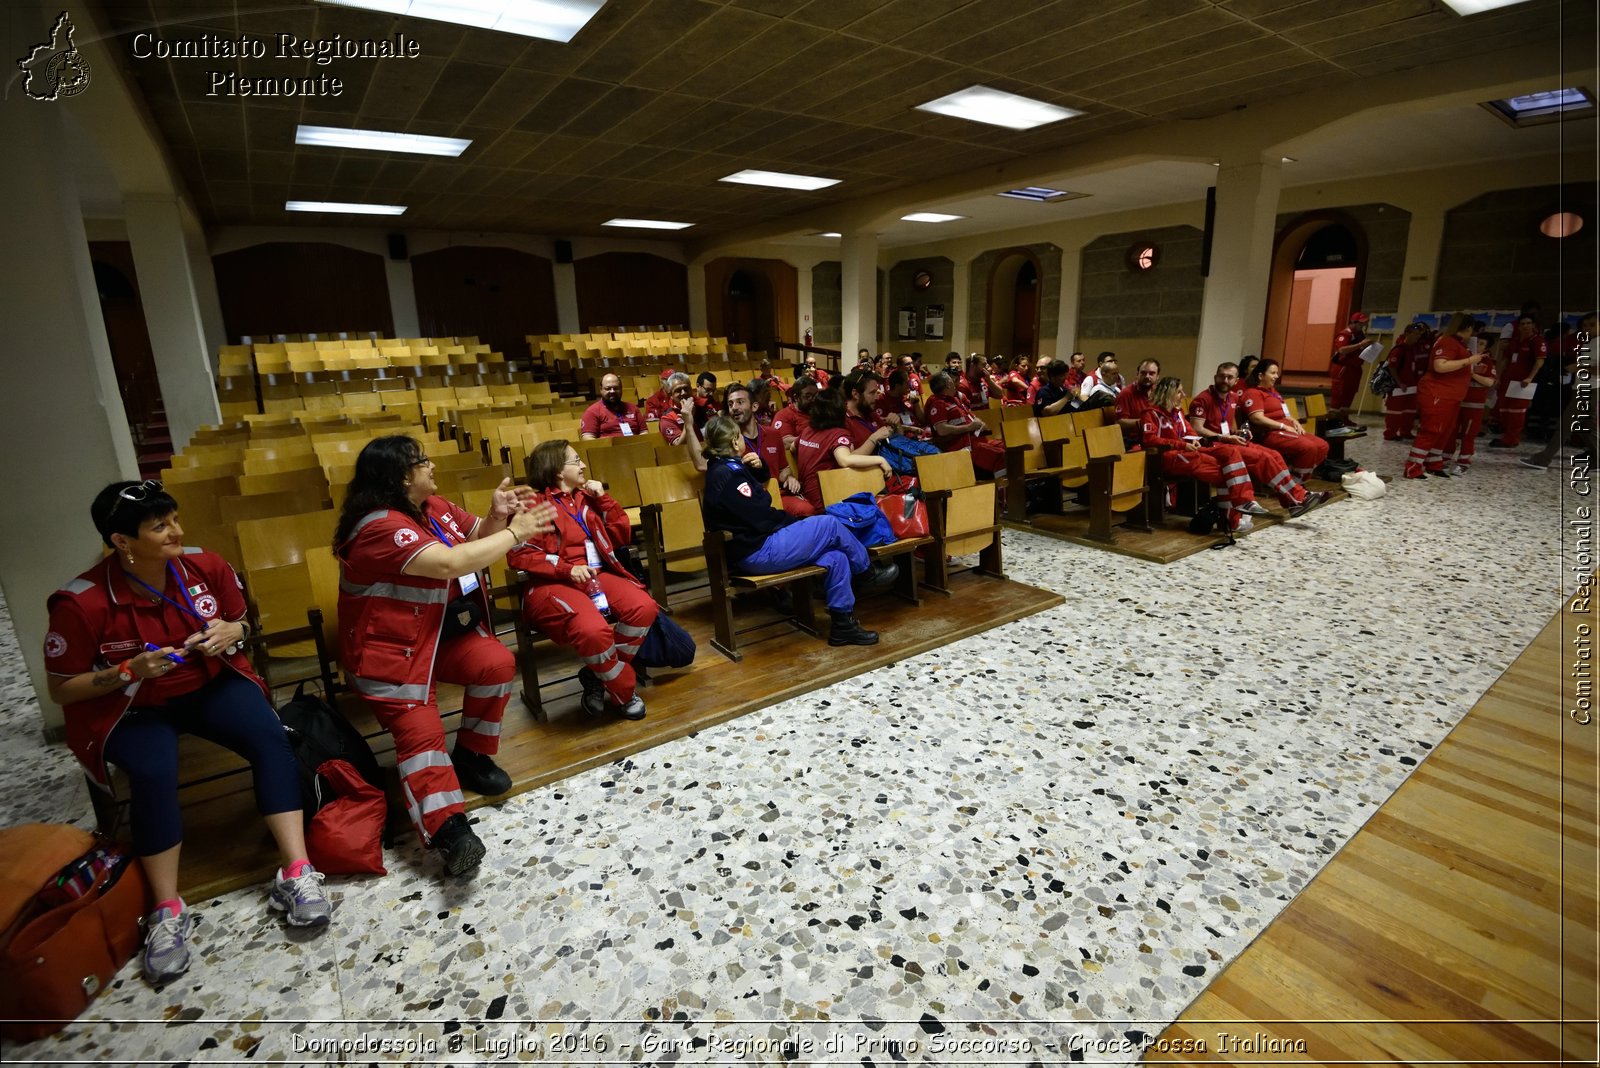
left=334, top=436, right=553, bottom=876
left=510, top=439, right=660, bottom=720
left=1141, top=378, right=1266, bottom=534
left=45, top=480, right=333, bottom=984
left=701, top=416, right=884, bottom=647
left=794, top=388, right=893, bottom=510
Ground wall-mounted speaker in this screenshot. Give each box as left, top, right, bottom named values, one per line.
left=387, top=233, right=409, bottom=261
left=554, top=239, right=574, bottom=264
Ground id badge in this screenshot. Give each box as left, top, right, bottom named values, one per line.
left=458, top=571, right=480, bottom=596
left=1219, top=419, right=1230, bottom=435
left=585, top=540, right=602, bottom=567
left=619, top=421, right=633, bottom=437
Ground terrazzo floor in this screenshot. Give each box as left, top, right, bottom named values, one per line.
left=0, top=431, right=1581, bottom=1066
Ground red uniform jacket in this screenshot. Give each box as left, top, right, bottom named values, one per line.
left=1140, top=406, right=1197, bottom=450
left=1503, top=333, right=1548, bottom=384
left=1329, top=326, right=1367, bottom=369
left=1188, top=386, right=1247, bottom=439
left=1420, top=336, right=1475, bottom=403
left=506, top=488, right=642, bottom=589
left=46, top=549, right=262, bottom=789
left=925, top=393, right=980, bottom=452
left=999, top=371, right=1030, bottom=407
left=771, top=403, right=810, bottom=442
left=1241, top=386, right=1295, bottom=428
left=337, top=497, right=487, bottom=705
left=795, top=425, right=854, bottom=508
left=1463, top=355, right=1497, bottom=408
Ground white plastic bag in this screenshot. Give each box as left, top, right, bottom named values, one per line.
left=1341, top=470, right=1386, bottom=500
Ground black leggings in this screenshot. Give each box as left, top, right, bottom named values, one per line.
left=103, top=673, right=300, bottom=856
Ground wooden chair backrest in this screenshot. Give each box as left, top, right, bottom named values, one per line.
left=818, top=466, right=885, bottom=506
left=163, top=462, right=244, bottom=483
left=242, top=453, right=324, bottom=477
left=1109, top=449, right=1146, bottom=512
left=238, top=468, right=331, bottom=501
left=220, top=492, right=322, bottom=528
left=915, top=451, right=992, bottom=555
left=914, top=450, right=975, bottom=493
left=236, top=508, right=338, bottom=572
left=1000, top=416, right=1051, bottom=474
left=1084, top=424, right=1126, bottom=460
left=653, top=442, right=689, bottom=468
left=305, top=544, right=342, bottom=655
left=167, top=475, right=239, bottom=532
left=1075, top=406, right=1111, bottom=430
left=1001, top=403, right=1034, bottom=422
left=585, top=448, right=647, bottom=510
left=1303, top=392, right=1328, bottom=418
left=635, top=461, right=703, bottom=506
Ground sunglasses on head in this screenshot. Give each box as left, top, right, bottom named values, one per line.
left=107, top=479, right=163, bottom=522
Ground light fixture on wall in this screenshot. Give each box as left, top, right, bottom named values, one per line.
left=1127, top=243, right=1159, bottom=271
left=1539, top=211, right=1585, bottom=238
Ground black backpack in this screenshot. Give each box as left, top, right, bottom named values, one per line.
left=277, top=684, right=383, bottom=820
left=1368, top=362, right=1397, bottom=397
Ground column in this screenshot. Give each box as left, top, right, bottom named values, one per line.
left=949, top=257, right=970, bottom=354
left=1194, top=156, right=1283, bottom=390
left=1055, top=241, right=1084, bottom=356
left=179, top=201, right=226, bottom=362
left=386, top=256, right=420, bottom=339
left=1393, top=203, right=1445, bottom=327
left=124, top=195, right=222, bottom=450
left=0, top=94, right=139, bottom=735
left=797, top=264, right=814, bottom=345
left=553, top=261, right=581, bottom=333
left=840, top=232, right=879, bottom=360
left=687, top=259, right=708, bottom=333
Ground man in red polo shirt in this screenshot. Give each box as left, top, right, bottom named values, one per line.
left=771, top=376, right=818, bottom=452
left=1327, top=311, right=1370, bottom=429
left=1488, top=315, right=1547, bottom=448
left=726, top=381, right=813, bottom=516
left=580, top=374, right=646, bottom=439
left=1190, top=361, right=1325, bottom=511
left=1114, top=359, right=1161, bottom=446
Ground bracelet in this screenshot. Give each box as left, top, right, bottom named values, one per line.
left=116, top=660, right=135, bottom=684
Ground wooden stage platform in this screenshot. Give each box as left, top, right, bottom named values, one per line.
left=166, top=568, right=1064, bottom=900
left=1009, top=480, right=1349, bottom=564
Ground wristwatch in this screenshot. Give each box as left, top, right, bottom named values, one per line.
left=116, top=660, right=135, bottom=684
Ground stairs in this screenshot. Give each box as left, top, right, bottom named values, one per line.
left=135, top=403, right=172, bottom=480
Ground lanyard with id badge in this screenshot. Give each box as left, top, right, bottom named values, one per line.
left=427, top=516, right=485, bottom=639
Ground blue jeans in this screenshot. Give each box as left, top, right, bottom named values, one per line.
left=105, top=673, right=301, bottom=855
left=736, top=515, right=870, bottom=613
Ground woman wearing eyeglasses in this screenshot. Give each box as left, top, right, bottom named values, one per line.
left=334, top=436, right=554, bottom=876
left=508, top=440, right=660, bottom=721
left=44, top=480, right=333, bottom=985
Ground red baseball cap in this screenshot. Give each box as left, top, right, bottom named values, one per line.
left=1350, top=311, right=1369, bottom=323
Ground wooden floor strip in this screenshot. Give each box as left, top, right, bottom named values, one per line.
left=1149, top=594, right=1598, bottom=1064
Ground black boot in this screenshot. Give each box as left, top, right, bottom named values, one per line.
left=828, top=609, right=879, bottom=646
left=450, top=744, right=512, bottom=796
left=575, top=667, right=607, bottom=717
left=853, top=560, right=898, bottom=594
left=432, top=813, right=486, bottom=876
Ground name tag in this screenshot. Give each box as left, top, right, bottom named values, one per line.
left=619, top=422, right=633, bottom=437
left=457, top=571, right=480, bottom=596
left=585, top=540, right=602, bottom=567
left=1219, top=420, right=1230, bottom=435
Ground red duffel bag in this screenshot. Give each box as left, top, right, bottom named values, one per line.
left=306, top=759, right=387, bottom=876
left=877, top=492, right=929, bottom=539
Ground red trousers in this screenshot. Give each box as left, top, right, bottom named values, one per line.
left=367, top=629, right=516, bottom=844
left=1257, top=430, right=1328, bottom=480
left=1496, top=384, right=1531, bottom=446
left=1330, top=361, right=1364, bottom=410
left=1452, top=404, right=1487, bottom=468
left=1233, top=442, right=1306, bottom=505
left=1384, top=388, right=1417, bottom=439
left=1408, top=394, right=1462, bottom=473
left=1162, top=445, right=1255, bottom=509
left=523, top=573, right=658, bottom=705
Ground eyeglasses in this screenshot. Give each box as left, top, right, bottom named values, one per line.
left=412, top=456, right=431, bottom=467
left=107, top=479, right=162, bottom=521
left=563, top=456, right=583, bottom=467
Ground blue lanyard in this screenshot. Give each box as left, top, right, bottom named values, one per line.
left=554, top=496, right=594, bottom=541
left=425, top=516, right=455, bottom=546
left=123, top=561, right=205, bottom=624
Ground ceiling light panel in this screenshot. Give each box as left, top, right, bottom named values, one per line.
left=318, top=0, right=607, bottom=43
left=603, top=218, right=693, bottom=230
left=286, top=200, right=407, bottom=215
left=295, top=125, right=472, bottom=156
left=1440, top=0, right=1534, bottom=14
left=720, top=169, right=840, bottom=191
left=901, top=212, right=965, bottom=223
left=915, top=85, right=1082, bottom=130
left=995, top=186, right=1087, bottom=203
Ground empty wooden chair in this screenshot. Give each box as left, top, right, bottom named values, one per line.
left=913, top=450, right=1004, bottom=593
left=634, top=462, right=707, bottom=609
left=1082, top=424, right=1151, bottom=542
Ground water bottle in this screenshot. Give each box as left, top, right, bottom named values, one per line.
left=586, top=577, right=610, bottom=615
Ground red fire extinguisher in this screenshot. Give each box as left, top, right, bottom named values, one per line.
left=803, top=327, right=812, bottom=347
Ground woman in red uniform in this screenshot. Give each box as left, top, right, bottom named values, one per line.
left=510, top=440, right=660, bottom=722
left=1405, top=313, right=1480, bottom=479
left=336, top=436, right=553, bottom=875
left=1141, top=378, right=1263, bottom=533
left=1240, top=359, right=1328, bottom=482
left=1489, top=315, right=1547, bottom=448
left=794, top=389, right=893, bottom=509
left=1382, top=322, right=1429, bottom=440
left=46, top=481, right=332, bottom=983
left=1449, top=332, right=1497, bottom=475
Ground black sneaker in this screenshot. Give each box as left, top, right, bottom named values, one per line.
left=433, top=813, right=485, bottom=876
left=450, top=744, right=512, bottom=796
left=828, top=612, right=880, bottom=646
left=853, top=560, right=899, bottom=595
left=575, top=667, right=607, bottom=716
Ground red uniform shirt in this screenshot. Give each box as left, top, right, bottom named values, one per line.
left=1386, top=339, right=1430, bottom=388
left=643, top=389, right=674, bottom=423
left=1330, top=326, right=1367, bottom=368
left=794, top=425, right=854, bottom=507
left=745, top=424, right=786, bottom=478
left=958, top=373, right=988, bottom=408
left=761, top=374, right=790, bottom=398
left=1504, top=333, right=1548, bottom=382
left=1114, top=382, right=1154, bottom=427
left=808, top=368, right=830, bottom=389
left=999, top=370, right=1030, bottom=407
left=1241, top=386, right=1293, bottom=427
left=1463, top=354, right=1497, bottom=406
left=658, top=408, right=689, bottom=445
left=1140, top=406, right=1197, bottom=450
left=925, top=393, right=979, bottom=452
left=873, top=391, right=920, bottom=429
left=844, top=409, right=883, bottom=450
left=580, top=399, right=646, bottom=438
left=46, top=550, right=262, bottom=788
left=1420, top=335, right=1475, bottom=403
left=1188, top=386, right=1245, bottom=438
left=1064, top=368, right=1086, bottom=393
left=771, top=403, right=810, bottom=442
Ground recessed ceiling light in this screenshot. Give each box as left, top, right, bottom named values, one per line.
left=295, top=124, right=471, bottom=157
left=901, top=212, right=965, bottom=223
left=720, top=169, right=840, bottom=191
left=996, top=186, right=1087, bottom=203
left=1440, top=0, right=1533, bottom=13
left=1280, top=156, right=1297, bottom=163
left=915, top=85, right=1082, bottom=130
left=286, top=200, right=406, bottom=215
left=1484, top=87, right=1596, bottom=126
left=603, top=218, right=693, bottom=230
left=318, top=0, right=607, bottom=43
left=815, top=232, right=842, bottom=238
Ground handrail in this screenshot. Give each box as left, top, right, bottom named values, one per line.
left=772, top=340, right=842, bottom=375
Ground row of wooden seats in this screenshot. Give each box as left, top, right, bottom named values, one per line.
left=994, top=407, right=1151, bottom=541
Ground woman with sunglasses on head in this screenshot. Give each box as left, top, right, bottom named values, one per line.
left=334, top=436, right=554, bottom=876
left=44, top=480, right=333, bottom=986
left=509, top=440, right=660, bottom=721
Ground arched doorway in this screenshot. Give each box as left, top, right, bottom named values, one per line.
left=986, top=250, right=1041, bottom=358
left=1262, top=213, right=1368, bottom=377
left=725, top=268, right=774, bottom=350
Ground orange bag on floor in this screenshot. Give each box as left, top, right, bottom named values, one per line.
left=0, top=823, right=150, bottom=1042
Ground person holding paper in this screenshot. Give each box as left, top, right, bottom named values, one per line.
left=1327, top=311, right=1371, bottom=429
left=1448, top=337, right=1497, bottom=475
left=1405, top=314, right=1480, bottom=479
left=1488, top=315, right=1547, bottom=448
left=1382, top=323, right=1431, bottom=440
